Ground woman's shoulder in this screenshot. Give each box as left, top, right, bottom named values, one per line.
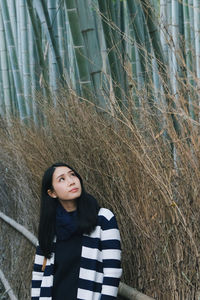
left=98, top=207, right=115, bottom=221
left=96, top=207, right=120, bottom=232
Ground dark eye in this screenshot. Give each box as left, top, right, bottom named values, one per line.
left=59, top=177, right=65, bottom=182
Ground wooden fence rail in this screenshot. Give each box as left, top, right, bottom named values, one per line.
left=0, top=211, right=154, bottom=300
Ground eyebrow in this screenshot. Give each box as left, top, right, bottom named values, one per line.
left=56, top=170, right=74, bottom=179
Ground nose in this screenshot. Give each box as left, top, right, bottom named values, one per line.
left=66, top=177, right=75, bottom=186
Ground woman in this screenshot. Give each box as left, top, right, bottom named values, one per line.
left=31, top=162, right=122, bottom=300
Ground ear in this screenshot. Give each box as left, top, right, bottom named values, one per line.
left=47, top=189, right=57, bottom=198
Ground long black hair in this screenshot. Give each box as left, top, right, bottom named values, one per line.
left=38, top=162, right=99, bottom=258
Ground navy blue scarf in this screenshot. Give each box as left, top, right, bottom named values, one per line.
left=56, top=203, right=78, bottom=241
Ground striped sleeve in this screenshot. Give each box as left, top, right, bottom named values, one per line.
left=100, top=210, right=122, bottom=299
left=31, top=244, right=44, bottom=300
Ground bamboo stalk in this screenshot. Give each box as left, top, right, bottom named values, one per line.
left=0, top=6, right=12, bottom=119
left=76, top=0, right=108, bottom=107
left=118, top=282, right=155, bottom=300
left=0, top=62, right=5, bottom=116
left=0, top=269, right=18, bottom=300
left=160, top=0, right=168, bottom=61
left=16, top=0, right=22, bottom=77
left=32, top=0, right=64, bottom=82
left=65, top=0, right=93, bottom=97
left=28, top=11, right=40, bottom=125
left=98, top=0, right=127, bottom=103
left=127, top=0, right=147, bottom=82
left=26, top=0, right=48, bottom=86
left=7, top=0, right=17, bottom=48
left=56, top=0, right=70, bottom=84
left=0, top=0, right=27, bottom=120
left=0, top=211, right=37, bottom=246
left=19, top=0, right=32, bottom=118
left=63, top=3, right=80, bottom=91
left=183, top=0, right=195, bottom=118
left=47, top=0, right=59, bottom=94
left=193, top=0, right=200, bottom=119
left=171, top=0, right=179, bottom=96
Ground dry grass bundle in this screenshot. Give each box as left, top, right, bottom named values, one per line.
left=0, top=86, right=200, bottom=299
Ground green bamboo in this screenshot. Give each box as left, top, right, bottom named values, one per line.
left=26, top=0, right=48, bottom=85
left=188, top=0, right=195, bottom=53
left=171, top=0, right=179, bottom=95
left=63, top=4, right=80, bottom=92
left=193, top=0, right=200, bottom=82
left=76, top=0, right=108, bottom=107
left=47, top=0, right=59, bottom=94
left=7, top=46, right=17, bottom=117
left=0, top=0, right=198, bottom=129
left=167, top=0, right=172, bottom=68
left=183, top=0, right=193, bottom=75
left=98, top=0, right=126, bottom=101
left=183, top=0, right=195, bottom=118
left=160, top=0, right=169, bottom=62
left=90, top=0, right=111, bottom=97
left=0, top=61, right=5, bottom=116
left=0, top=0, right=27, bottom=120
left=56, top=1, right=70, bottom=84
left=16, top=0, right=23, bottom=77
left=19, top=0, right=32, bottom=118
left=120, top=0, right=129, bottom=106
left=140, top=0, right=167, bottom=75
left=8, top=0, right=17, bottom=48
left=28, top=12, right=40, bottom=125
left=33, top=0, right=64, bottom=83
left=131, top=1, right=161, bottom=109
left=140, top=0, right=180, bottom=135
left=132, top=42, right=142, bottom=120
left=0, top=6, right=12, bottom=119
left=65, top=0, right=93, bottom=98
left=127, top=0, right=148, bottom=86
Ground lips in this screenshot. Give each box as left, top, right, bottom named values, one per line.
left=69, top=188, right=78, bottom=193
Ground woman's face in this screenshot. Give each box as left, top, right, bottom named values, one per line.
left=48, top=166, right=82, bottom=201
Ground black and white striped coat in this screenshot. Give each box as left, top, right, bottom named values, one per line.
left=31, top=208, right=122, bottom=300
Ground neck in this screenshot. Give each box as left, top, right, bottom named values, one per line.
left=59, top=199, right=77, bottom=212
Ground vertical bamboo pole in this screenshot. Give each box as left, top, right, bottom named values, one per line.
left=63, top=3, right=80, bottom=92
left=28, top=13, right=40, bottom=125
left=76, top=0, right=107, bottom=107
left=127, top=0, right=146, bottom=84
left=193, top=0, right=200, bottom=118
left=188, top=0, right=195, bottom=51
left=7, top=0, right=17, bottom=47
left=56, top=1, right=70, bottom=86
left=0, top=57, right=5, bottom=117
left=33, top=0, right=64, bottom=82
left=0, top=6, right=12, bottom=119
left=16, top=0, right=22, bottom=77
left=91, top=0, right=111, bottom=99
left=98, top=0, right=127, bottom=104
left=183, top=0, right=195, bottom=118
left=160, top=0, right=168, bottom=62
left=26, top=0, right=48, bottom=85
left=65, top=0, right=93, bottom=98
left=47, top=0, right=59, bottom=94
left=171, top=0, right=179, bottom=97
left=0, top=0, right=27, bottom=120
left=167, top=0, right=172, bottom=73
left=19, top=0, right=32, bottom=118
